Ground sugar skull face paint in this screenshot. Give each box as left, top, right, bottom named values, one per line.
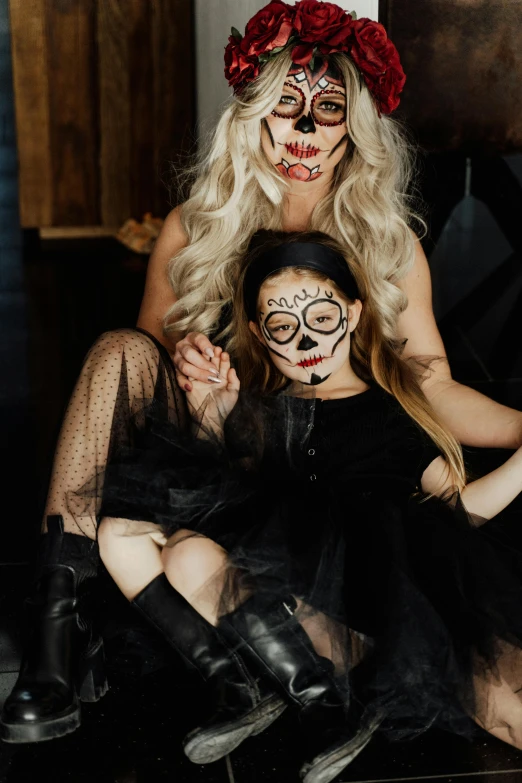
left=262, top=58, right=349, bottom=183
left=253, top=275, right=358, bottom=386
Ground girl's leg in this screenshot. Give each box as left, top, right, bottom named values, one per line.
left=216, top=590, right=379, bottom=783
left=161, top=530, right=231, bottom=626
left=162, top=533, right=355, bottom=673
left=97, top=521, right=286, bottom=764
left=97, top=517, right=166, bottom=600
left=98, top=521, right=229, bottom=618
left=161, top=533, right=381, bottom=778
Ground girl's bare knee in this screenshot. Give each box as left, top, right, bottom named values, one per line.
left=165, top=528, right=196, bottom=547
left=162, top=532, right=226, bottom=589
left=162, top=530, right=203, bottom=570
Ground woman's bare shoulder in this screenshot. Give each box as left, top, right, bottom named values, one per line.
left=158, top=204, right=188, bottom=249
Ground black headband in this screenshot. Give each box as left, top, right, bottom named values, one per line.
left=244, top=241, right=360, bottom=320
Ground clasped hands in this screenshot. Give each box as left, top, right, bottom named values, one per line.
left=174, top=332, right=240, bottom=429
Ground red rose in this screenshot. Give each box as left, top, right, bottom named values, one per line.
left=294, top=0, right=353, bottom=47
left=242, top=1, right=295, bottom=58
left=349, top=19, right=406, bottom=113
left=350, top=20, right=390, bottom=78
left=365, top=58, right=406, bottom=114
left=224, top=37, right=260, bottom=90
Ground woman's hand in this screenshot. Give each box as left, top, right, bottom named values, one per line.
left=176, top=348, right=240, bottom=430
left=174, top=332, right=222, bottom=389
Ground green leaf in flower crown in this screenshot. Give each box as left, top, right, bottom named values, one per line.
left=349, top=10, right=357, bottom=19
left=231, top=26, right=243, bottom=41
left=309, top=54, right=315, bottom=71
left=258, top=53, right=271, bottom=63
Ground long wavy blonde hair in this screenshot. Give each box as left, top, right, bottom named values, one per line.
left=165, top=48, right=423, bottom=344
left=233, top=230, right=465, bottom=489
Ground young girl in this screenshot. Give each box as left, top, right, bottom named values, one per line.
left=98, top=230, right=522, bottom=783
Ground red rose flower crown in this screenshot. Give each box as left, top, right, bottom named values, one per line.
left=224, top=0, right=405, bottom=115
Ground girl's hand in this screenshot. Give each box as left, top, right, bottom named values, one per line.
left=176, top=348, right=240, bottom=428
left=174, top=332, right=220, bottom=389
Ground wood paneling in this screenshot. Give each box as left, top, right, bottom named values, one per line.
left=9, top=0, right=195, bottom=229
left=152, top=0, right=195, bottom=213
left=47, top=0, right=99, bottom=224
left=9, top=0, right=53, bottom=227
left=128, top=1, right=154, bottom=220
left=97, top=0, right=131, bottom=226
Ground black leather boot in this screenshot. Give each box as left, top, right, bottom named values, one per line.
left=132, top=574, right=286, bottom=764
left=219, top=593, right=381, bottom=783
left=0, top=516, right=108, bottom=743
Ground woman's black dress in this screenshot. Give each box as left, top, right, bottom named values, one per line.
left=101, top=382, right=522, bottom=742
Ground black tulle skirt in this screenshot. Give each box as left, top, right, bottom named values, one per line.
left=99, top=388, right=522, bottom=743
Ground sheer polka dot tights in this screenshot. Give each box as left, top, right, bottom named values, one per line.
left=42, top=329, right=179, bottom=539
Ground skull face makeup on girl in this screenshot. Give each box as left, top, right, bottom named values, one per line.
left=252, top=275, right=360, bottom=387
left=262, top=59, right=349, bottom=183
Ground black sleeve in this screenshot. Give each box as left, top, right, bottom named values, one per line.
left=416, top=438, right=443, bottom=484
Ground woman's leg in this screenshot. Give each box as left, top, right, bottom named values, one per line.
left=1, top=328, right=180, bottom=744
left=44, top=328, right=181, bottom=538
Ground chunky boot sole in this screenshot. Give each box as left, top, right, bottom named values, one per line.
left=0, top=639, right=108, bottom=744
left=300, top=710, right=383, bottom=783
left=183, top=694, right=287, bottom=764
left=0, top=701, right=82, bottom=744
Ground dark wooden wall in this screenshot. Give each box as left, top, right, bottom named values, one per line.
left=387, top=0, right=522, bottom=154
left=9, top=0, right=194, bottom=229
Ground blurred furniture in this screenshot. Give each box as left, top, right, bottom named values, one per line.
left=9, top=0, right=194, bottom=232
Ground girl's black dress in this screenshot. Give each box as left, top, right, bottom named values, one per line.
left=101, top=379, right=522, bottom=742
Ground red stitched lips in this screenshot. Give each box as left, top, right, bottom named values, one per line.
left=284, top=141, right=322, bottom=159
left=297, top=355, right=324, bottom=367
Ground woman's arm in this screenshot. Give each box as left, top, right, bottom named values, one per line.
left=421, top=451, right=522, bottom=519
left=396, top=237, right=522, bottom=449
left=136, top=206, right=186, bottom=350
left=136, top=206, right=220, bottom=384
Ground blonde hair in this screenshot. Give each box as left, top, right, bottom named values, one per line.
left=233, top=230, right=465, bottom=489
left=165, top=48, right=423, bottom=343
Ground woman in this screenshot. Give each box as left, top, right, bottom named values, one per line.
left=2, top=0, right=521, bottom=747
left=97, top=229, right=522, bottom=783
